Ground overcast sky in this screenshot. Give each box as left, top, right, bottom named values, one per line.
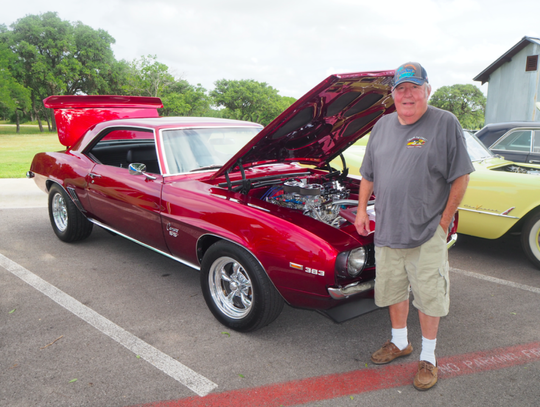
left=2, top=0, right=540, bottom=99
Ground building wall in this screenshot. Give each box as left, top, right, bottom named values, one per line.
left=485, top=42, right=540, bottom=124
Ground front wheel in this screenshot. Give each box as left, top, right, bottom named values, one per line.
left=200, top=241, right=284, bottom=332
left=48, top=184, right=93, bottom=242
left=521, top=210, right=540, bottom=269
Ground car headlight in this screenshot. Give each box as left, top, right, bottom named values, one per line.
left=335, top=247, right=367, bottom=279
left=347, top=247, right=366, bottom=277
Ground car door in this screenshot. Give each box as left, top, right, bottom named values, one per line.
left=84, top=128, right=168, bottom=251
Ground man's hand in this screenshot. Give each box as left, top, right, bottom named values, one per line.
left=439, top=220, right=451, bottom=234
left=355, top=178, right=374, bottom=236
left=355, top=210, right=371, bottom=236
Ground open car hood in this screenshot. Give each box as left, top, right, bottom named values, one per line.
left=211, top=70, right=395, bottom=180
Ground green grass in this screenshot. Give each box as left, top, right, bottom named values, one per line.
left=0, top=124, right=48, bottom=135
left=0, top=128, right=64, bottom=178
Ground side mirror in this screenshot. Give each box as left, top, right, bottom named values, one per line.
left=129, top=162, right=147, bottom=175
left=129, top=163, right=157, bottom=180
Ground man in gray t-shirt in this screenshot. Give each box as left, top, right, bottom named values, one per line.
left=354, top=62, right=474, bottom=391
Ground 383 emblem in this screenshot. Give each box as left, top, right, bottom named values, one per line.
left=289, top=262, right=325, bottom=276
left=305, top=267, right=325, bottom=276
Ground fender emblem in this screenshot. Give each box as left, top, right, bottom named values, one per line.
left=501, top=207, right=515, bottom=216
left=305, top=267, right=325, bottom=277
left=289, top=262, right=303, bottom=270
left=289, top=262, right=325, bottom=276
left=166, top=223, right=179, bottom=238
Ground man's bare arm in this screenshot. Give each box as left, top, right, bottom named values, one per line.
left=440, top=174, right=470, bottom=232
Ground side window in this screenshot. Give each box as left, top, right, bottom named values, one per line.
left=491, top=130, right=532, bottom=152
left=86, top=129, right=160, bottom=174
left=533, top=131, right=540, bottom=153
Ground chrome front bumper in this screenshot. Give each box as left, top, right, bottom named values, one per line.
left=328, top=280, right=375, bottom=300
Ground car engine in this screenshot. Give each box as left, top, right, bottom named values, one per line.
left=264, top=179, right=357, bottom=227
left=501, top=165, right=540, bottom=176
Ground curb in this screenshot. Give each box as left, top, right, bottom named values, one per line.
left=0, top=178, right=47, bottom=208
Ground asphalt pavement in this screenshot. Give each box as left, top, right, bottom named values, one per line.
left=1, top=179, right=539, bottom=407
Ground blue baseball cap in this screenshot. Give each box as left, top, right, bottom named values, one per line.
left=392, top=62, right=429, bottom=90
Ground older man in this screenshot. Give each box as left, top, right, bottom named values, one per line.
left=355, top=62, right=474, bottom=390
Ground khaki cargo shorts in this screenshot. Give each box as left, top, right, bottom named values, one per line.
left=374, top=225, right=450, bottom=317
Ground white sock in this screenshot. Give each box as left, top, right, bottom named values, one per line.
left=391, top=327, right=409, bottom=350
left=420, top=336, right=437, bottom=365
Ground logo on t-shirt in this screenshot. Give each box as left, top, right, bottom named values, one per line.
left=406, top=137, right=427, bottom=148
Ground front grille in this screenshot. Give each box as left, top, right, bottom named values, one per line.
left=365, top=243, right=376, bottom=268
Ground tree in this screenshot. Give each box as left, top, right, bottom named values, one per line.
left=1, top=12, right=118, bottom=130
left=105, top=59, right=132, bottom=95
left=429, top=84, right=486, bottom=129
left=160, top=80, right=212, bottom=117
left=0, top=41, right=31, bottom=130
left=122, top=55, right=213, bottom=117
left=69, top=21, right=118, bottom=94
left=122, top=55, right=175, bottom=97
left=211, top=79, right=295, bottom=126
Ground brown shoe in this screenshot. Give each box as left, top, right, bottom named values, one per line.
left=370, top=340, right=413, bottom=365
left=413, top=360, right=438, bottom=391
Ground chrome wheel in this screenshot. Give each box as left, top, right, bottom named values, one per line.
left=522, top=210, right=540, bottom=269
left=532, top=224, right=540, bottom=254
left=200, top=241, right=284, bottom=332
left=52, top=192, right=68, bottom=232
left=48, top=184, right=93, bottom=242
left=208, top=256, right=253, bottom=319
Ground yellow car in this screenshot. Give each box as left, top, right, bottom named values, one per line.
left=333, top=131, right=540, bottom=269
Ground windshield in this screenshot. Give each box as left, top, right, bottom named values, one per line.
left=160, top=126, right=262, bottom=174
left=463, top=130, right=493, bottom=162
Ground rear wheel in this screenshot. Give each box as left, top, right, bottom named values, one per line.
left=48, top=184, right=93, bottom=242
left=200, top=241, right=284, bottom=332
left=521, top=210, right=540, bottom=269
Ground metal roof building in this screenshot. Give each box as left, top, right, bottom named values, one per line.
left=474, top=36, right=540, bottom=124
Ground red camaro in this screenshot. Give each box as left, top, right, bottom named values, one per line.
left=28, top=71, right=454, bottom=332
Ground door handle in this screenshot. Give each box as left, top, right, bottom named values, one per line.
left=88, top=173, right=102, bottom=183
left=529, top=160, right=540, bottom=163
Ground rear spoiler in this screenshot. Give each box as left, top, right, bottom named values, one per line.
left=43, top=95, right=163, bottom=147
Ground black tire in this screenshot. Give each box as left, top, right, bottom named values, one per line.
left=521, top=210, right=540, bottom=269
left=200, top=241, right=284, bottom=332
left=48, top=184, right=93, bottom=242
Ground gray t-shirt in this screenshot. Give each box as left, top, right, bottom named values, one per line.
left=360, top=105, right=474, bottom=249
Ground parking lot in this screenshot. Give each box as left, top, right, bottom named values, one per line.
left=1, top=180, right=539, bottom=406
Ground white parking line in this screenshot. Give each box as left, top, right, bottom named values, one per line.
left=0, top=254, right=218, bottom=397
left=450, top=267, right=540, bottom=294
